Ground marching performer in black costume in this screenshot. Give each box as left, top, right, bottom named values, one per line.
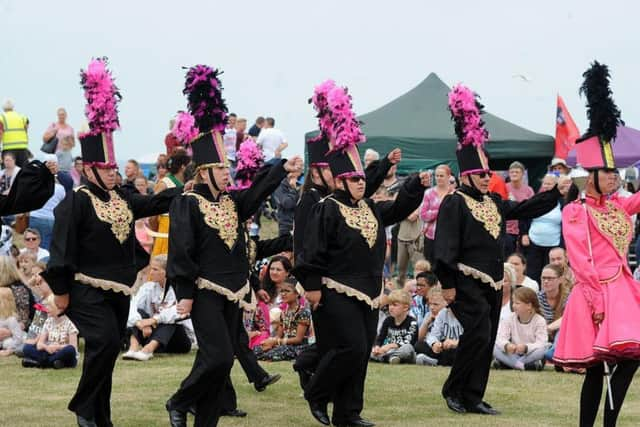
left=42, top=58, right=182, bottom=427
left=165, top=64, right=301, bottom=427
left=432, top=84, right=571, bottom=415
left=293, top=80, right=400, bottom=388
left=294, top=82, right=430, bottom=427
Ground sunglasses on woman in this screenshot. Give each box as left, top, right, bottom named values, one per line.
left=347, top=176, right=365, bottom=183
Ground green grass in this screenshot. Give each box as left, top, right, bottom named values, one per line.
left=1, top=354, right=639, bottom=426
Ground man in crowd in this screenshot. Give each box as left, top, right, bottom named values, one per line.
left=257, top=117, right=287, bottom=163
left=363, top=149, right=380, bottom=168
left=248, top=116, right=265, bottom=138
left=0, top=98, right=30, bottom=167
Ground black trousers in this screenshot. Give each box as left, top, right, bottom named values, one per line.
left=580, top=360, right=639, bottom=427
left=305, top=288, right=378, bottom=424
left=219, top=311, right=269, bottom=412
left=65, top=283, right=130, bottom=427
left=168, top=290, right=239, bottom=427
left=443, top=276, right=501, bottom=406
left=525, top=242, right=553, bottom=285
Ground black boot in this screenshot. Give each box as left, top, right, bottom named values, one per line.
left=308, top=401, right=330, bottom=426
left=254, top=373, right=281, bottom=392
left=166, top=401, right=187, bottom=427
left=76, top=415, right=97, bottom=427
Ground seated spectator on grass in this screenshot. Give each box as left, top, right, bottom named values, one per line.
left=22, top=295, right=78, bottom=369
left=15, top=266, right=51, bottom=358
left=402, top=278, right=417, bottom=296
left=20, top=228, right=49, bottom=261
left=548, top=247, right=575, bottom=288
left=537, top=264, right=569, bottom=362
left=415, top=286, right=445, bottom=355
left=416, top=289, right=463, bottom=367
left=0, top=287, right=24, bottom=356
left=247, top=297, right=271, bottom=350
left=413, top=259, right=431, bottom=275
left=0, top=255, right=35, bottom=329
left=410, top=271, right=438, bottom=328
left=507, top=252, right=539, bottom=292
left=123, top=255, right=192, bottom=361
left=260, top=255, right=292, bottom=302
left=494, top=287, right=549, bottom=371
left=500, top=263, right=517, bottom=321
left=254, top=279, right=311, bottom=361
left=371, top=289, right=418, bottom=364
left=17, top=251, right=36, bottom=278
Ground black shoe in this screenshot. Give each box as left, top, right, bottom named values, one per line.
left=334, top=416, right=376, bottom=426
left=254, top=373, right=282, bottom=392
left=221, top=408, right=247, bottom=417
left=308, top=401, right=330, bottom=426
left=22, top=358, right=41, bottom=368
left=165, top=402, right=187, bottom=427
left=53, top=360, right=65, bottom=369
left=465, top=401, right=500, bottom=415
left=76, top=415, right=97, bottom=427
left=445, top=396, right=466, bottom=414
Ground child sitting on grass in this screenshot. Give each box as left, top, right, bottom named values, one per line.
left=416, top=288, right=463, bottom=366
left=0, top=287, right=24, bottom=356
left=493, top=287, right=549, bottom=371
left=15, top=265, right=51, bottom=357
left=371, top=289, right=418, bottom=364
left=22, top=295, right=78, bottom=369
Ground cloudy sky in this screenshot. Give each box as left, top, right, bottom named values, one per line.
left=1, top=0, right=637, bottom=164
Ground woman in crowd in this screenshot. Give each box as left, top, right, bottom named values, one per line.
left=420, top=164, right=452, bottom=261
left=0, top=287, right=24, bottom=356
left=123, top=255, right=192, bottom=361
left=151, top=149, right=190, bottom=256
left=500, top=263, right=517, bottom=322
left=254, top=278, right=311, bottom=361
left=260, top=255, right=292, bottom=302
left=507, top=252, right=539, bottom=292
left=20, top=228, right=49, bottom=261
left=521, top=174, right=564, bottom=284
left=494, top=287, right=548, bottom=370
left=537, top=264, right=569, bottom=362
left=155, top=162, right=168, bottom=185
left=0, top=152, right=20, bottom=196
left=42, top=107, right=75, bottom=154
left=0, top=255, right=34, bottom=329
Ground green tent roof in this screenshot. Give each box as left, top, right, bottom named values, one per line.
left=305, top=73, right=554, bottom=180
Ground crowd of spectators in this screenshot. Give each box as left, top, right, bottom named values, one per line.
left=3, top=100, right=640, bottom=386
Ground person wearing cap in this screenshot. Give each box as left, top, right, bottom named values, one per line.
left=294, top=83, right=429, bottom=427
left=553, top=61, right=640, bottom=427
left=164, top=65, right=302, bottom=427
left=0, top=98, right=30, bottom=167
left=41, top=59, right=182, bottom=427
left=433, top=85, right=571, bottom=416
left=292, top=80, right=401, bottom=393
left=549, top=157, right=571, bottom=175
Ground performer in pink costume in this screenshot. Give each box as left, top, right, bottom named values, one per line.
left=554, top=61, right=640, bottom=427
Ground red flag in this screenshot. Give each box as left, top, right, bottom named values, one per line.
left=554, top=94, right=580, bottom=159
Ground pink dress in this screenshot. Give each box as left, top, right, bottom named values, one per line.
left=554, top=193, right=640, bottom=367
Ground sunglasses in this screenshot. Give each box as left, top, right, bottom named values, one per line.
left=24, top=237, right=39, bottom=242
left=473, top=172, right=493, bottom=178
left=347, top=176, right=365, bottom=183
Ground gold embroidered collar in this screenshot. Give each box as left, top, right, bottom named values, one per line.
left=458, top=191, right=501, bottom=240
left=80, top=188, right=133, bottom=244
left=331, top=197, right=378, bottom=248
left=188, top=192, right=238, bottom=250
left=588, top=201, right=632, bottom=258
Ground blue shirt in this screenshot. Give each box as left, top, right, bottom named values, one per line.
left=529, top=202, right=562, bottom=247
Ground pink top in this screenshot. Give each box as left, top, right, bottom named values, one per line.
left=562, top=192, right=640, bottom=314
left=420, top=187, right=447, bottom=239
left=495, top=312, right=548, bottom=353
left=46, top=123, right=75, bottom=153
left=506, top=182, right=534, bottom=235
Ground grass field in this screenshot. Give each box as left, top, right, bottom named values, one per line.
left=1, top=354, right=639, bottom=427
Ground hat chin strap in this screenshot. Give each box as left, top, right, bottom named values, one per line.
left=91, top=166, right=109, bottom=192
left=207, top=168, right=221, bottom=193
left=593, top=169, right=603, bottom=195
left=341, top=178, right=355, bottom=201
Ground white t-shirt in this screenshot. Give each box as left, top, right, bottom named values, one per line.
left=30, top=183, right=65, bottom=220
left=257, top=128, right=286, bottom=161
left=519, top=276, right=539, bottom=293
left=20, top=247, right=50, bottom=261
left=223, top=127, right=237, bottom=161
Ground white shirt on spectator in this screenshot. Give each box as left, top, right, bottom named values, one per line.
left=519, top=276, right=539, bottom=293
left=257, top=128, right=286, bottom=161
left=30, top=182, right=65, bottom=220
left=20, top=247, right=49, bottom=262
left=223, top=127, right=237, bottom=161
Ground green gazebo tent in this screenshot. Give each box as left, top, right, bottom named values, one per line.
left=305, top=73, right=554, bottom=185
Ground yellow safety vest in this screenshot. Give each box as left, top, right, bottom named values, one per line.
left=0, top=111, right=29, bottom=151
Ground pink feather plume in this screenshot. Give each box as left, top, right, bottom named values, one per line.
left=448, top=84, right=489, bottom=148
left=172, top=111, right=198, bottom=144
left=326, top=85, right=366, bottom=152
left=80, top=58, right=121, bottom=136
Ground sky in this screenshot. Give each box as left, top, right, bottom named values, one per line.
left=1, top=0, right=638, bottom=165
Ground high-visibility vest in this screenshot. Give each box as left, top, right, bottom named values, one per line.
left=0, top=111, right=29, bottom=151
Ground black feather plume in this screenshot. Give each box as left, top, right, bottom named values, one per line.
left=579, top=61, right=623, bottom=142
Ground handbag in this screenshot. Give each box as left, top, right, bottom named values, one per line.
left=41, top=129, right=59, bottom=154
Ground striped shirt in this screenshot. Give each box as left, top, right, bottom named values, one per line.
left=537, top=291, right=566, bottom=324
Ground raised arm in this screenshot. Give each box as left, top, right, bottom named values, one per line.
left=127, top=186, right=183, bottom=220
left=0, top=160, right=54, bottom=215
left=500, top=186, right=563, bottom=221
left=376, top=175, right=428, bottom=227
left=616, top=190, right=640, bottom=216
left=233, top=159, right=291, bottom=221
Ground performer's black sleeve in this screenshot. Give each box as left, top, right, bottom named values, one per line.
left=167, top=196, right=199, bottom=300
left=256, top=234, right=293, bottom=259
left=127, top=187, right=183, bottom=220
left=41, top=190, right=82, bottom=295
left=233, top=160, right=288, bottom=222
left=432, top=194, right=464, bottom=290
left=376, top=175, right=426, bottom=226
left=293, top=190, right=320, bottom=259
left=0, top=160, right=54, bottom=215
left=292, top=201, right=335, bottom=291
left=375, top=317, right=391, bottom=346
left=500, top=186, right=562, bottom=221
left=364, top=156, right=393, bottom=198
